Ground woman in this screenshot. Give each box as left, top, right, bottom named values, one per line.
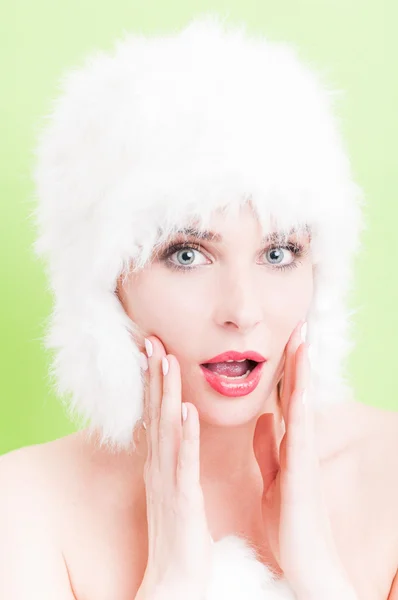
left=1, top=14, right=397, bottom=600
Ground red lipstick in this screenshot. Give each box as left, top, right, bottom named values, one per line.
left=200, top=350, right=267, bottom=397
left=203, top=350, right=266, bottom=363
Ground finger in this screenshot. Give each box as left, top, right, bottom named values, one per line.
left=158, top=354, right=183, bottom=485
left=177, top=403, right=202, bottom=505
left=280, top=320, right=306, bottom=422
left=294, top=342, right=310, bottom=392
left=146, top=336, right=167, bottom=469
left=281, top=320, right=303, bottom=405
left=298, top=342, right=316, bottom=457
left=283, top=351, right=332, bottom=562
left=281, top=385, right=336, bottom=565
left=138, top=349, right=149, bottom=410
left=281, top=344, right=332, bottom=557
left=253, top=413, right=279, bottom=492
left=139, top=354, right=151, bottom=459
left=283, top=344, right=312, bottom=494
left=283, top=389, right=308, bottom=501
left=292, top=341, right=314, bottom=452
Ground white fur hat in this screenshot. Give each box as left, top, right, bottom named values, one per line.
left=30, top=14, right=366, bottom=452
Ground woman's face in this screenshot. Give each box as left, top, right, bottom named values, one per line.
left=117, top=203, right=313, bottom=426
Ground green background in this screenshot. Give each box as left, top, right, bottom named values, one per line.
left=1, top=2, right=397, bottom=455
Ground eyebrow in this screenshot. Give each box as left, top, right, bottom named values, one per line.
left=172, top=226, right=308, bottom=244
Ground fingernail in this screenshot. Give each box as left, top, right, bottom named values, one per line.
left=300, top=321, right=307, bottom=342
left=139, top=352, right=148, bottom=371
left=162, top=357, right=169, bottom=376
left=144, top=338, right=153, bottom=358
left=181, top=403, right=188, bottom=422
left=142, top=420, right=147, bottom=430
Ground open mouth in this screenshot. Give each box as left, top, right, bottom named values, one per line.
left=199, top=359, right=265, bottom=397
left=200, top=359, right=258, bottom=379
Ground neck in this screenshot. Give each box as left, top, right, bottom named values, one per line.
left=201, top=389, right=284, bottom=484
left=133, top=386, right=285, bottom=489
left=129, top=387, right=285, bottom=555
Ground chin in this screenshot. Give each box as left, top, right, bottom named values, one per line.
left=187, top=384, right=273, bottom=428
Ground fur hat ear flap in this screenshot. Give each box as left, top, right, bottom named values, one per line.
left=31, top=13, right=365, bottom=451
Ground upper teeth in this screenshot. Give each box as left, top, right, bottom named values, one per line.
left=225, top=359, right=246, bottom=362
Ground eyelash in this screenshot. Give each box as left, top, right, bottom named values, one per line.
left=159, top=241, right=307, bottom=274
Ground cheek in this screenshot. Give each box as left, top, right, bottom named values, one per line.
left=261, top=267, right=313, bottom=359
left=263, top=270, right=313, bottom=321
left=123, top=269, right=205, bottom=340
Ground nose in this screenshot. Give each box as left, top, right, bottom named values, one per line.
left=213, top=267, right=263, bottom=334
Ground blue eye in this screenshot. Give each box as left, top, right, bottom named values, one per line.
left=160, top=241, right=306, bottom=273
left=265, top=246, right=294, bottom=267
left=157, top=242, right=208, bottom=273
left=174, top=248, right=205, bottom=267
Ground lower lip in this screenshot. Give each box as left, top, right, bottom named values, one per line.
left=199, top=362, right=265, bottom=397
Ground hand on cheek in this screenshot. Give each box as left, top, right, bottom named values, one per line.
left=253, top=321, right=356, bottom=598
left=135, top=335, right=213, bottom=600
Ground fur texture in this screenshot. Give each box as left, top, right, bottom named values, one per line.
left=209, top=536, right=296, bottom=598
left=30, top=13, right=366, bottom=453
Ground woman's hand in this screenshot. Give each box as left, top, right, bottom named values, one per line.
left=136, top=336, right=213, bottom=600
left=253, top=321, right=357, bottom=599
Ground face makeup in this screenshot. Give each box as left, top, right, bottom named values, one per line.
left=200, top=350, right=267, bottom=398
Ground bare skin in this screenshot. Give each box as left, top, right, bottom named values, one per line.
left=1, top=399, right=397, bottom=600
left=1, top=205, right=397, bottom=598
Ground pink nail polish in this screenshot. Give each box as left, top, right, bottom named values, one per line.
left=162, top=357, right=169, bottom=376
left=144, top=338, right=153, bottom=357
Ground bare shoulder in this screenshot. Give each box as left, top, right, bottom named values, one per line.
left=316, top=398, right=398, bottom=461
left=0, top=432, right=94, bottom=544
left=345, top=400, right=398, bottom=460
left=0, top=428, right=135, bottom=505
left=346, top=400, right=398, bottom=483
left=317, top=398, right=398, bottom=517
left=0, top=431, right=88, bottom=496
left=0, top=433, right=93, bottom=599
left=0, top=433, right=146, bottom=599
